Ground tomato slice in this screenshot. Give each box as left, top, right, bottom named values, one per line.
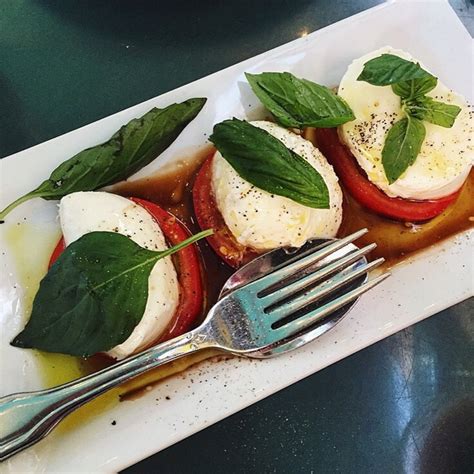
left=48, top=198, right=204, bottom=343
left=315, top=127, right=461, bottom=222
left=192, top=154, right=261, bottom=268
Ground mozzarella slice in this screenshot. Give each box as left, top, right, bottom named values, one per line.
left=211, top=121, right=343, bottom=251
left=338, top=46, right=473, bottom=200
left=59, top=192, right=179, bottom=360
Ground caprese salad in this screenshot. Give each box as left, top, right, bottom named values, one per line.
left=194, top=120, right=343, bottom=268
left=2, top=47, right=472, bottom=362
left=316, top=47, right=473, bottom=221
left=48, top=192, right=205, bottom=359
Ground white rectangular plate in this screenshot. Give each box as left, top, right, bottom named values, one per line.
left=1, top=1, right=472, bottom=472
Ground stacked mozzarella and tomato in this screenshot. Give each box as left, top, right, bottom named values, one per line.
left=50, top=192, right=203, bottom=359
left=316, top=47, right=473, bottom=222
left=194, top=121, right=343, bottom=268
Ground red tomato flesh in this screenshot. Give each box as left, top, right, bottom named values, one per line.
left=49, top=198, right=204, bottom=344
left=315, top=127, right=460, bottom=222
left=192, top=154, right=261, bottom=268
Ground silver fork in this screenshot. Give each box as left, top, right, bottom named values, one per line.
left=220, top=230, right=377, bottom=357
left=0, top=228, right=389, bottom=461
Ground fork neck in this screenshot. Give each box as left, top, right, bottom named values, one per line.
left=101, top=325, right=219, bottom=387
left=52, top=324, right=220, bottom=403
left=146, top=326, right=217, bottom=365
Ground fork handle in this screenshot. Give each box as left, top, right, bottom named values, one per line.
left=0, top=326, right=216, bottom=461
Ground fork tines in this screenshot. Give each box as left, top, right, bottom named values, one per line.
left=255, top=229, right=390, bottom=337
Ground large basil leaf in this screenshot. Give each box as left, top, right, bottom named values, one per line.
left=382, top=116, right=426, bottom=184
left=405, top=96, right=461, bottom=128
left=392, top=75, right=438, bottom=100
left=0, top=98, right=206, bottom=221
left=245, top=72, right=354, bottom=128
left=11, top=229, right=211, bottom=357
left=209, top=119, right=329, bottom=209
left=357, top=54, right=434, bottom=86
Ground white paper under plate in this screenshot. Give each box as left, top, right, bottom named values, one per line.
left=0, top=1, right=472, bottom=472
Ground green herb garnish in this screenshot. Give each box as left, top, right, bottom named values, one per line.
left=358, top=54, right=461, bottom=183
left=245, top=72, right=354, bottom=129
left=11, top=229, right=212, bottom=357
left=404, top=96, right=461, bottom=128
left=391, top=75, right=438, bottom=100
left=209, top=118, right=329, bottom=209
left=356, top=54, right=433, bottom=86
left=382, top=116, right=425, bottom=184
left=0, top=98, right=207, bottom=221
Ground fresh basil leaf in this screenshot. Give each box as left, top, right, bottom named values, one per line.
left=245, top=72, right=354, bottom=128
left=357, top=54, right=434, bottom=86
left=405, top=96, right=461, bottom=128
left=209, top=119, right=329, bottom=209
left=0, top=98, right=206, bottom=222
left=382, top=116, right=426, bottom=184
left=11, top=229, right=212, bottom=357
left=392, top=75, right=438, bottom=100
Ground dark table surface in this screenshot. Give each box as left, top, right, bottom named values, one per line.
left=1, top=1, right=473, bottom=473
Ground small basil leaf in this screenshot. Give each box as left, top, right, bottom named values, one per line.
left=0, top=98, right=206, bottom=221
left=382, top=116, right=426, bottom=184
left=357, top=54, right=434, bottom=86
left=405, top=96, right=461, bottom=128
left=11, top=229, right=211, bottom=357
left=245, top=72, right=354, bottom=128
left=209, top=119, right=329, bottom=209
left=392, top=75, right=438, bottom=100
